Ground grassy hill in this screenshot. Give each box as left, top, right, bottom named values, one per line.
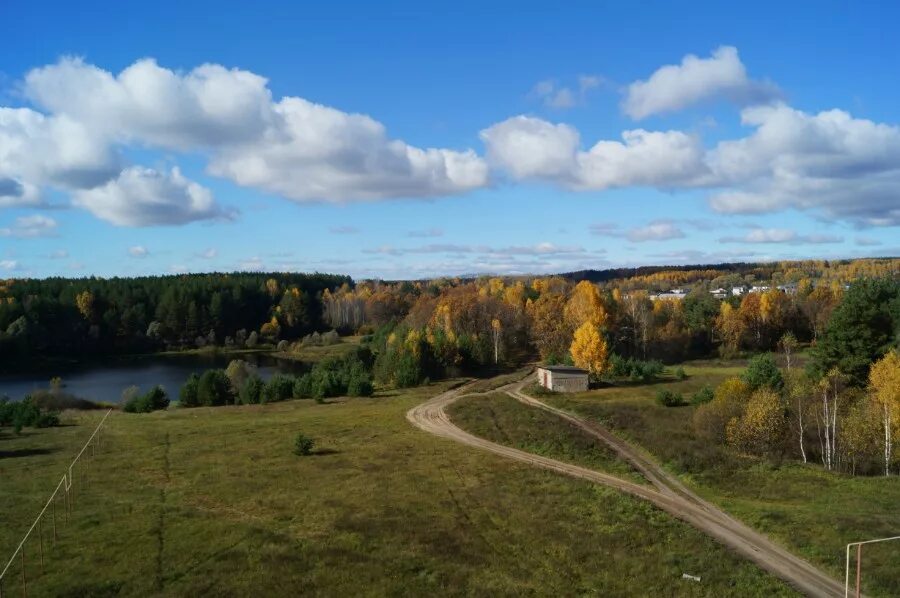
left=1, top=383, right=791, bottom=596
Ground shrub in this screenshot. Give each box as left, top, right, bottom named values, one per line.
left=655, top=389, right=685, bottom=407
left=293, top=432, right=315, bottom=456
left=347, top=374, right=374, bottom=397
left=179, top=373, right=200, bottom=407
left=239, top=374, right=264, bottom=404
left=123, top=385, right=170, bottom=413
left=197, top=369, right=233, bottom=406
left=0, top=397, right=60, bottom=432
left=262, top=374, right=294, bottom=404
left=742, top=353, right=784, bottom=391
left=607, top=355, right=664, bottom=382
left=674, top=367, right=687, bottom=380
left=292, top=374, right=314, bottom=399
left=276, top=339, right=289, bottom=352
left=691, top=385, right=715, bottom=405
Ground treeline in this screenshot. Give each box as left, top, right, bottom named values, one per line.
left=0, top=272, right=349, bottom=366
left=178, top=351, right=374, bottom=408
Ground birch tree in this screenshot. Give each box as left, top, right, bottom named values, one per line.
left=869, top=349, right=900, bottom=476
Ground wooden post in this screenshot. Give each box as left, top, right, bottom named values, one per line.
left=855, top=544, right=862, bottom=598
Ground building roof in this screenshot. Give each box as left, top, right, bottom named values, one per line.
left=539, top=365, right=589, bottom=375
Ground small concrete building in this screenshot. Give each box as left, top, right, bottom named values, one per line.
left=536, top=365, right=590, bottom=392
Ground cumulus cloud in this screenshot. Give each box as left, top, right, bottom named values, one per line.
left=128, top=245, right=149, bottom=258
left=481, top=116, right=709, bottom=189
left=0, top=214, right=58, bottom=238
left=1, top=56, right=488, bottom=227
left=484, top=99, right=900, bottom=227
left=708, top=103, right=900, bottom=226
left=197, top=248, right=218, bottom=259
left=627, top=220, right=686, bottom=242
left=0, top=259, right=22, bottom=270
left=73, top=167, right=226, bottom=226
left=719, top=228, right=844, bottom=244
left=623, top=46, right=780, bottom=119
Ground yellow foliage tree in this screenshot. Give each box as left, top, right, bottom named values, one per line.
left=869, top=349, right=900, bottom=476
left=725, top=388, right=785, bottom=456
left=75, top=290, right=94, bottom=321
left=570, top=322, right=608, bottom=376
left=715, top=302, right=745, bottom=357
left=565, top=281, right=608, bottom=329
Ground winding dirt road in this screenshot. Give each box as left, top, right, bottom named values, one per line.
left=407, top=379, right=845, bottom=597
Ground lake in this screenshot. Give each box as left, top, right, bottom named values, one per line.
left=0, top=352, right=306, bottom=404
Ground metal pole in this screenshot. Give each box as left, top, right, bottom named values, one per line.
left=38, top=520, right=43, bottom=572
left=855, top=544, right=862, bottom=598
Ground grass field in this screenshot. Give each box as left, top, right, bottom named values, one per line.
left=1, top=381, right=794, bottom=596
left=271, top=336, right=363, bottom=363
left=540, top=361, right=900, bottom=597
left=448, top=392, right=645, bottom=483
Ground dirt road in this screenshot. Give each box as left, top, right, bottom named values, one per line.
left=407, top=380, right=846, bottom=597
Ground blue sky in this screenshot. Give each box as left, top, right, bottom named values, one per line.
left=1, top=0, right=898, bottom=279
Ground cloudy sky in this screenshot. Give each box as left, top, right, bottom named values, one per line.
left=1, top=1, right=898, bottom=279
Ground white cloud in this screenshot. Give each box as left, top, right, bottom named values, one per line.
left=208, top=97, right=488, bottom=202
left=237, top=256, right=265, bottom=271
left=49, top=249, right=68, bottom=259
left=363, top=242, right=589, bottom=257
left=481, top=116, right=580, bottom=180
left=719, top=228, right=844, bottom=244
left=708, top=103, right=900, bottom=226
left=623, top=46, right=780, bottom=119
left=1, top=56, right=488, bottom=228
left=128, top=245, right=149, bottom=258
left=407, top=228, right=444, bottom=238
left=627, top=220, right=686, bottom=242
left=197, top=248, right=218, bottom=259
left=73, top=167, right=226, bottom=226
left=0, top=259, right=21, bottom=270
left=0, top=214, right=58, bottom=238
left=481, top=116, right=709, bottom=189
left=25, top=57, right=276, bottom=150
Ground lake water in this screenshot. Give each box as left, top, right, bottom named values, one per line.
left=0, top=353, right=306, bottom=404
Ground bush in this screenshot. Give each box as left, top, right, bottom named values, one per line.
left=0, top=397, right=60, bottom=432
left=293, top=432, right=315, bottom=456
left=674, top=367, right=687, bottom=380
left=742, top=353, right=784, bottom=391
left=262, top=374, right=294, bottom=404
left=691, top=385, right=715, bottom=405
left=655, top=389, right=685, bottom=407
left=239, top=373, right=264, bottom=404
left=197, top=369, right=233, bottom=406
left=123, top=385, right=170, bottom=413
left=179, top=373, right=200, bottom=407
left=607, top=355, right=664, bottom=382
left=292, top=374, right=314, bottom=399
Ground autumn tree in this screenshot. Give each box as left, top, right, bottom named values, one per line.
left=75, top=290, right=95, bottom=321
left=869, top=349, right=900, bottom=476
left=565, top=281, right=608, bottom=329
left=693, top=377, right=751, bottom=443
left=726, top=388, right=786, bottom=456
left=716, top=302, right=745, bottom=357
left=570, top=322, right=608, bottom=377
left=527, top=292, right=572, bottom=362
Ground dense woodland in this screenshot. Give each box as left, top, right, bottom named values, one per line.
left=0, top=272, right=349, bottom=365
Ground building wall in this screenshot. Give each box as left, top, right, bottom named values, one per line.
left=536, top=369, right=589, bottom=392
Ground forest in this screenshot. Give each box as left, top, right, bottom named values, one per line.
left=0, top=272, right=348, bottom=367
